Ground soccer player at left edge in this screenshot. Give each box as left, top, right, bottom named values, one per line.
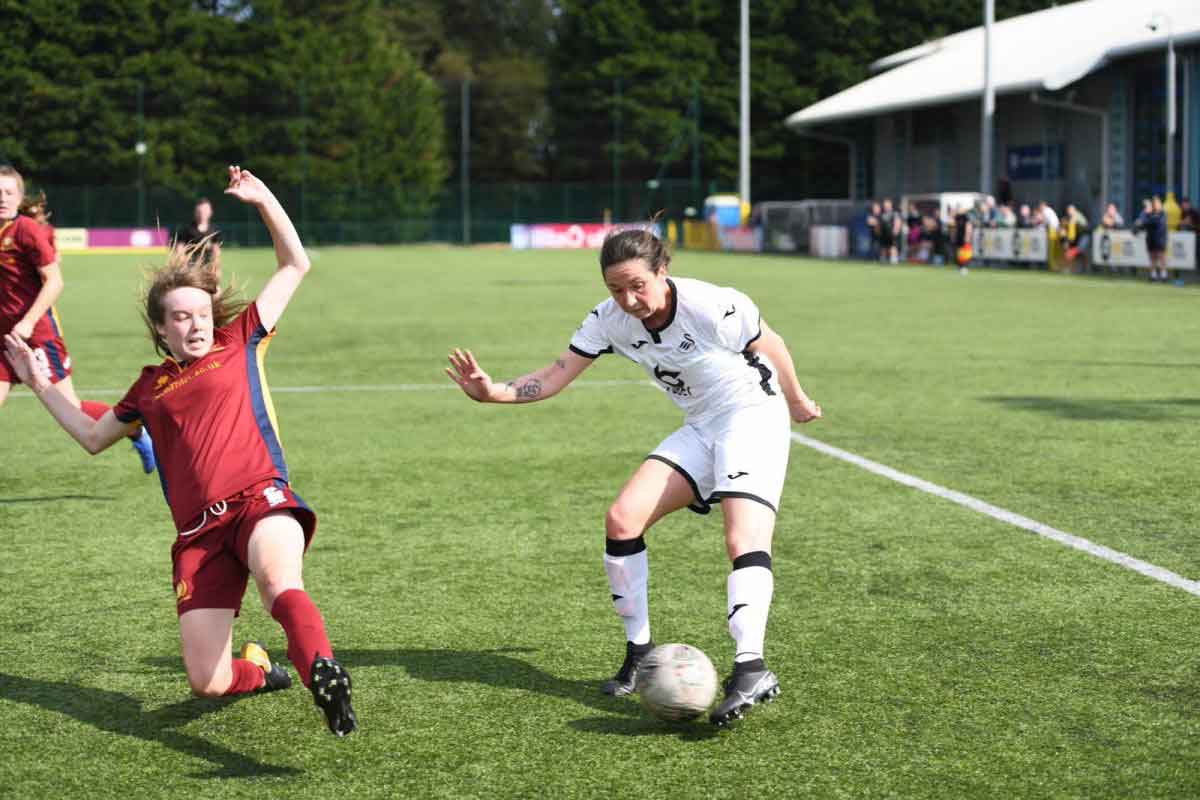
left=0, top=165, right=156, bottom=472
left=5, top=166, right=357, bottom=736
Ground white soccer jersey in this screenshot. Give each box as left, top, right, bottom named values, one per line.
left=569, top=277, right=780, bottom=421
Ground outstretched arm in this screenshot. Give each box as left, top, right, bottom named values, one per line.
left=3, top=333, right=136, bottom=453
left=746, top=320, right=822, bottom=423
left=446, top=348, right=593, bottom=404
left=224, top=165, right=310, bottom=331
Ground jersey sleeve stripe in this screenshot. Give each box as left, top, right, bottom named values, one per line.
left=741, top=316, right=763, bottom=351
left=246, top=325, right=289, bottom=482
left=569, top=343, right=608, bottom=359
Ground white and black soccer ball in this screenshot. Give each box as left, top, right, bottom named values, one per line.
left=635, top=643, right=719, bottom=721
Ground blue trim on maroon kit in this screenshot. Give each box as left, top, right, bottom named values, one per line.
left=245, top=324, right=289, bottom=482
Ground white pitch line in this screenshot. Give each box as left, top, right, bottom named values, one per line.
left=791, top=431, right=1200, bottom=597
left=7, top=378, right=654, bottom=399
left=13, top=374, right=1191, bottom=596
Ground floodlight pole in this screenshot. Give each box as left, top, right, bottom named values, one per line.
left=739, top=0, right=750, bottom=209
left=461, top=79, right=471, bottom=245
left=1166, top=16, right=1176, bottom=197
left=980, top=0, right=995, bottom=195
left=136, top=79, right=146, bottom=227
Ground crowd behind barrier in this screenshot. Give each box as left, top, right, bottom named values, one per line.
left=851, top=191, right=1200, bottom=281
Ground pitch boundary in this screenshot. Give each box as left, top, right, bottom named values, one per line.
left=791, top=431, right=1200, bottom=597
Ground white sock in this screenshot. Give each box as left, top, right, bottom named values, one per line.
left=604, top=538, right=650, bottom=645
left=727, top=552, right=774, bottom=663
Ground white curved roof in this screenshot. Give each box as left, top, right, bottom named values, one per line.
left=786, top=0, right=1200, bottom=129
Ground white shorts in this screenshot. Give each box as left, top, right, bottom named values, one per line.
left=647, top=398, right=791, bottom=515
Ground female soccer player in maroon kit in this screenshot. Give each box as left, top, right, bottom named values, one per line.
left=5, top=166, right=356, bottom=737
left=0, top=166, right=156, bottom=472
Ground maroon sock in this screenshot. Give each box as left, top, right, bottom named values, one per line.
left=222, top=658, right=266, bottom=695
left=270, top=589, right=333, bottom=687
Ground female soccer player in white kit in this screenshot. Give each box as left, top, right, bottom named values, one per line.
left=446, top=227, right=821, bottom=725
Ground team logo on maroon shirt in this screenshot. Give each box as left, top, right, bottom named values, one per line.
left=175, top=579, right=192, bottom=604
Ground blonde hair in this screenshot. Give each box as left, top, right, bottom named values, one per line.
left=142, top=236, right=246, bottom=357
left=0, top=165, right=25, bottom=198
left=0, top=167, right=51, bottom=224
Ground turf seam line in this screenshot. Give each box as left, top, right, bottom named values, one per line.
left=790, top=431, right=1200, bottom=598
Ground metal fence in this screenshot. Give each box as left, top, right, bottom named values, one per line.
left=40, top=178, right=729, bottom=246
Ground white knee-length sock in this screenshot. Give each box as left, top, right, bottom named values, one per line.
left=604, top=536, right=650, bottom=645
left=727, top=551, right=774, bottom=663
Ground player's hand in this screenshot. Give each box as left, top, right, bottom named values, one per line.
left=3, top=332, right=51, bottom=391
left=446, top=348, right=497, bottom=403
left=224, top=165, right=271, bottom=206
left=790, top=396, right=822, bottom=423
left=11, top=318, right=34, bottom=340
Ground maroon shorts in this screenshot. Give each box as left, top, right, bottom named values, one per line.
left=0, top=330, right=72, bottom=384
left=171, top=479, right=317, bottom=616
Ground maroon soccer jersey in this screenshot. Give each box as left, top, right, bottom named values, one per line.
left=0, top=215, right=61, bottom=337
left=115, top=303, right=294, bottom=530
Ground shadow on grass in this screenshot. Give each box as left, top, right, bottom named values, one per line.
left=568, top=715, right=721, bottom=740
left=980, top=395, right=1200, bottom=422
left=0, top=494, right=115, bottom=504
left=340, top=647, right=640, bottom=717
left=0, top=673, right=300, bottom=778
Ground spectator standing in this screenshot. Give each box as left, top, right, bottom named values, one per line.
left=1038, top=200, right=1059, bottom=232
left=952, top=205, right=974, bottom=275
left=1059, top=204, right=1090, bottom=273
left=174, top=197, right=224, bottom=275
left=1141, top=196, right=1169, bottom=282
left=878, top=199, right=901, bottom=264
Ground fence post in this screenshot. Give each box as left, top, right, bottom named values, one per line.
left=461, top=79, right=471, bottom=245
left=613, top=76, right=622, bottom=222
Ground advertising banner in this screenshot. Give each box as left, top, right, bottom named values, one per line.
left=54, top=228, right=88, bottom=251
left=718, top=225, right=761, bottom=252
left=87, top=228, right=171, bottom=249
left=511, top=223, right=612, bottom=250
left=971, top=227, right=1049, bottom=263
left=1092, top=229, right=1196, bottom=270
left=809, top=225, right=848, bottom=258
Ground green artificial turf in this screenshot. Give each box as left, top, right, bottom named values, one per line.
left=2, top=246, right=1198, bottom=798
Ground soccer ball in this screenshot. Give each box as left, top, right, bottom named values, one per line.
left=636, top=643, right=719, bottom=721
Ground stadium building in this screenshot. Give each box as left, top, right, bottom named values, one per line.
left=786, top=0, right=1200, bottom=220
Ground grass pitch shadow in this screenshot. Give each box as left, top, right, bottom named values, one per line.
left=0, top=494, right=115, bottom=504
left=980, top=395, right=1200, bottom=422
left=341, top=646, right=708, bottom=733
left=0, top=672, right=300, bottom=779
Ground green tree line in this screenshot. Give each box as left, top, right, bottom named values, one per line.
left=0, top=0, right=1056, bottom=218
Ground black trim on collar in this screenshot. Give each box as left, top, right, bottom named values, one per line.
left=643, top=278, right=678, bottom=344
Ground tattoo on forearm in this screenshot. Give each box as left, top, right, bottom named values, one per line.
left=555, top=359, right=566, bottom=369
left=516, top=379, right=543, bottom=399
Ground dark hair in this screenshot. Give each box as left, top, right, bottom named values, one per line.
left=599, top=223, right=671, bottom=275
left=195, top=197, right=211, bottom=206
left=142, top=236, right=246, bottom=357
